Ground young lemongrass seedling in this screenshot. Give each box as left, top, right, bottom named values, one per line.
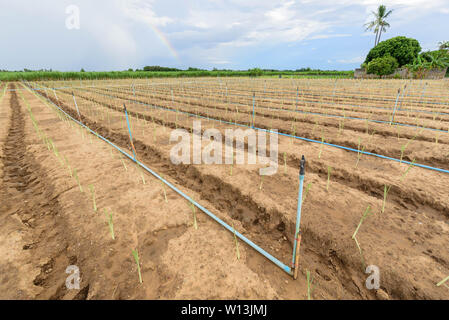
left=104, top=209, right=115, bottom=240
left=355, top=138, right=365, bottom=168
left=189, top=202, right=198, bottom=230
left=121, top=157, right=128, bottom=171
left=132, top=249, right=143, bottom=284
left=159, top=176, right=168, bottom=203
left=318, top=133, right=325, bottom=159
left=436, top=275, right=449, bottom=288
left=138, top=166, right=146, bottom=185
left=73, top=168, right=83, bottom=192
left=302, top=182, right=312, bottom=204
left=352, top=205, right=372, bottom=239
left=352, top=205, right=372, bottom=268
left=398, top=159, right=416, bottom=182
left=326, top=166, right=332, bottom=192
left=232, top=222, right=240, bottom=260
left=62, top=155, right=72, bottom=177
left=306, top=270, right=315, bottom=300
left=44, top=135, right=51, bottom=151
left=291, top=124, right=296, bottom=145
left=48, top=138, right=61, bottom=163
left=399, top=144, right=407, bottom=163
left=88, top=185, right=97, bottom=212
left=382, top=185, right=392, bottom=214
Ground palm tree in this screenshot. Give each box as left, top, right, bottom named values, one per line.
left=365, top=5, right=393, bottom=47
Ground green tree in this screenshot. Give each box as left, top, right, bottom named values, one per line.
left=248, top=68, right=263, bottom=77
left=365, top=36, right=421, bottom=67
left=364, top=5, right=393, bottom=47
left=366, top=55, right=399, bottom=76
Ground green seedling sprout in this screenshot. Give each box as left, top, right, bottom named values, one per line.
left=326, top=166, right=332, bottom=191
left=121, top=157, right=128, bottom=171
left=436, top=276, right=449, bottom=288
left=306, top=270, right=315, bottom=300
left=88, top=184, right=97, bottom=212
left=400, top=159, right=416, bottom=181
left=352, top=205, right=372, bottom=269
left=302, top=182, right=312, bottom=204
left=382, top=185, right=392, bottom=214
left=132, top=249, right=143, bottom=284
left=400, top=144, right=407, bottom=163
left=352, top=206, right=372, bottom=239
left=318, top=133, right=325, bottom=159
left=139, top=166, right=146, bottom=185
left=160, top=176, right=168, bottom=203
left=355, top=138, right=365, bottom=168
left=73, top=168, right=83, bottom=192
left=63, top=155, right=72, bottom=177
left=104, top=209, right=115, bottom=240
left=232, top=222, right=240, bottom=260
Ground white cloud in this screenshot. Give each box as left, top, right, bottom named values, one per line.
left=121, top=0, right=174, bottom=27
left=337, top=56, right=365, bottom=64
left=1, top=0, right=448, bottom=70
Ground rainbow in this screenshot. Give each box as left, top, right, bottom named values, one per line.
left=149, top=24, right=180, bottom=62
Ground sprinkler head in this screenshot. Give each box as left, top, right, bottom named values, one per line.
left=300, top=155, right=306, bottom=176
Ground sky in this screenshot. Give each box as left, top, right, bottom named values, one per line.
left=1, top=0, right=448, bottom=71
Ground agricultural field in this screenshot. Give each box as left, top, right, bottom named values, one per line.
left=0, top=77, right=448, bottom=300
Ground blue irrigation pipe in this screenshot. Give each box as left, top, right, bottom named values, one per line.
left=165, top=80, right=449, bottom=108
left=292, top=156, right=305, bottom=279
left=41, top=83, right=449, bottom=175
left=73, top=87, right=449, bottom=174
left=27, top=83, right=294, bottom=276
left=90, top=85, right=449, bottom=134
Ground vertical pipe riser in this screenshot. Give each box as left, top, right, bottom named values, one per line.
left=292, top=156, right=306, bottom=279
